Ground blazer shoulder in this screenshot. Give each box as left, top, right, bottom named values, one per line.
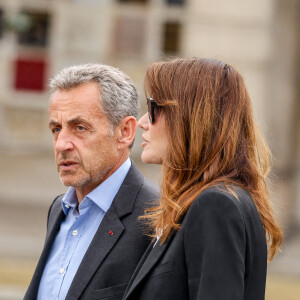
left=133, top=177, right=159, bottom=213
left=140, top=177, right=159, bottom=198
left=186, top=185, right=262, bottom=235
left=129, top=161, right=159, bottom=202
left=183, top=186, right=248, bottom=251
left=184, top=185, right=252, bottom=231
left=192, top=185, right=256, bottom=214
left=192, top=185, right=241, bottom=208
left=112, top=162, right=159, bottom=217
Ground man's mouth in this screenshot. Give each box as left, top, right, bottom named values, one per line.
left=62, top=162, right=74, bottom=166
left=59, top=161, right=79, bottom=171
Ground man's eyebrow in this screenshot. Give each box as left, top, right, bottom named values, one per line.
left=68, top=116, right=90, bottom=125
left=49, top=120, right=59, bottom=128
left=48, top=116, right=91, bottom=128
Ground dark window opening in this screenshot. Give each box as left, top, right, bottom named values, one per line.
left=0, top=9, right=4, bottom=38
left=17, top=10, right=50, bottom=47
left=166, top=0, right=185, bottom=5
left=118, top=0, right=149, bottom=3
left=163, top=21, right=181, bottom=54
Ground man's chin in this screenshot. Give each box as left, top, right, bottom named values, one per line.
left=59, top=177, right=72, bottom=187
left=59, top=175, right=77, bottom=187
left=59, top=175, right=88, bottom=187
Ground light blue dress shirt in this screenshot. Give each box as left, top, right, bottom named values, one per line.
left=37, top=158, right=131, bottom=300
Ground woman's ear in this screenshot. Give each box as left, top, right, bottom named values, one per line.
left=117, top=116, right=137, bottom=150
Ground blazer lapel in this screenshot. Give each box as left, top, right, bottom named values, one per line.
left=124, top=232, right=175, bottom=299
left=123, top=241, right=154, bottom=295
left=66, top=205, right=124, bottom=299
left=66, top=162, right=145, bottom=300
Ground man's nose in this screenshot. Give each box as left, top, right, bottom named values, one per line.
left=54, top=130, right=74, bottom=153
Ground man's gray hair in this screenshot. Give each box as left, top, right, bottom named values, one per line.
left=49, top=63, right=139, bottom=128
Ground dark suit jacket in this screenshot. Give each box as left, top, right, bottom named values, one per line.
left=24, top=162, right=158, bottom=300
left=123, top=186, right=267, bottom=300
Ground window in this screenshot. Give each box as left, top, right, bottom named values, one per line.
left=166, top=0, right=185, bottom=5
left=17, top=10, right=50, bottom=47
left=118, top=0, right=148, bottom=3
left=163, top=21, right=181, bottom=54
left=14, top=58, right=47, bottom=91
left=0, top=9, right=4, bottom=38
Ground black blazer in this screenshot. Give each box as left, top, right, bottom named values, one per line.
left=24, top=162, right=159, bottom=300
left=123, top=186, right=267, bottom=300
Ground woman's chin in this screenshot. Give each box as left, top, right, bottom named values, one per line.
left=141, top=152, right=162, bottom=165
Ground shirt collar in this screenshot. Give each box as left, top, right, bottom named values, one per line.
left=62, top=188, right=77, bottom=215
left=61, top=158, right=131, bottom=215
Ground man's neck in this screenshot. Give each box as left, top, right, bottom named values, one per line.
left=75, top=155, right=130, bottom=204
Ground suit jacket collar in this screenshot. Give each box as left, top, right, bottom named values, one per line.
left=111, top=162, right=144, bottom=218
left=65, top=161, right=145, bottom=299
left=25, top=162, right=146, bottom=300
left=123, top=231, right=175, bottom=299
left=66, top=204, right=125, bottom=299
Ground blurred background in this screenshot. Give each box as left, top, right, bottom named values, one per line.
left=0, top=0, right=299, bottom=299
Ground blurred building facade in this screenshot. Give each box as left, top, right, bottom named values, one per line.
left=0, top=0, right=299, bottom=256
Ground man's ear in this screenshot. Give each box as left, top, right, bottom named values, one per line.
left=117, top=116, right=137, bottom=150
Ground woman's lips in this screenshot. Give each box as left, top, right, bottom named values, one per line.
left=141, top=136, right=149, bottom=147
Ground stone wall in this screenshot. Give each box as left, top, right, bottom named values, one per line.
left=0, top=0, right=299, bottom=230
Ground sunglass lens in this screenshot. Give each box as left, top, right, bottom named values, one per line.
left=147, top=98, right=154, bottom=124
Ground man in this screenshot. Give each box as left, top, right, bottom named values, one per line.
left=24, top=64, right=158, bottom=300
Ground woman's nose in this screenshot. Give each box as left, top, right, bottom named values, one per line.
left=138, top=113, right=149, bottom=129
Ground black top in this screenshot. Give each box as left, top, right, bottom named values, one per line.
left=123, top=185, right=267, bottom=300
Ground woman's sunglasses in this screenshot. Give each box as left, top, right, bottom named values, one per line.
left=147, top=97, right=162, bottom=124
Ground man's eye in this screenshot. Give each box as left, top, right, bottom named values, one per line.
left=52, top=127, right=60, bottom=133
left=77, top=126, right=85, bottom=131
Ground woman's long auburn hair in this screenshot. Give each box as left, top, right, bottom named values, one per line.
left=142, top=57, right=282, bottom=261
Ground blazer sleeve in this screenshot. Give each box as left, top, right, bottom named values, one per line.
left=183, top=189, right=246, bottom=300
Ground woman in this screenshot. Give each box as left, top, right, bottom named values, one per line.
left=123, top=58, right=282, bottom=300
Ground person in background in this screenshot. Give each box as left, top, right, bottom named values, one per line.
left=24, top=64, right=158, bottom=300
left=122, top=57, right=283, bottom=300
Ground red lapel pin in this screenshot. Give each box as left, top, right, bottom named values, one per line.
left=109, top=230, right=114, bottom=236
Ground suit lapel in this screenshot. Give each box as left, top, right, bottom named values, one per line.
left=123, top=241, right=154, bottom=296
left=66, top=162, right=145, bottom=300
left=124, top=232, right=175, bottom=299
left=66, top=205, right=124, bottom=299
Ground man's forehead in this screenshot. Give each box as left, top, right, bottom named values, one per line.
left=48, top=83, right=107, bottom=124
left=50, top=83, right=100, bottom=103
left=49, top=95, right=102, bottom=114
left=48, top=105, right=107, bottom=127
